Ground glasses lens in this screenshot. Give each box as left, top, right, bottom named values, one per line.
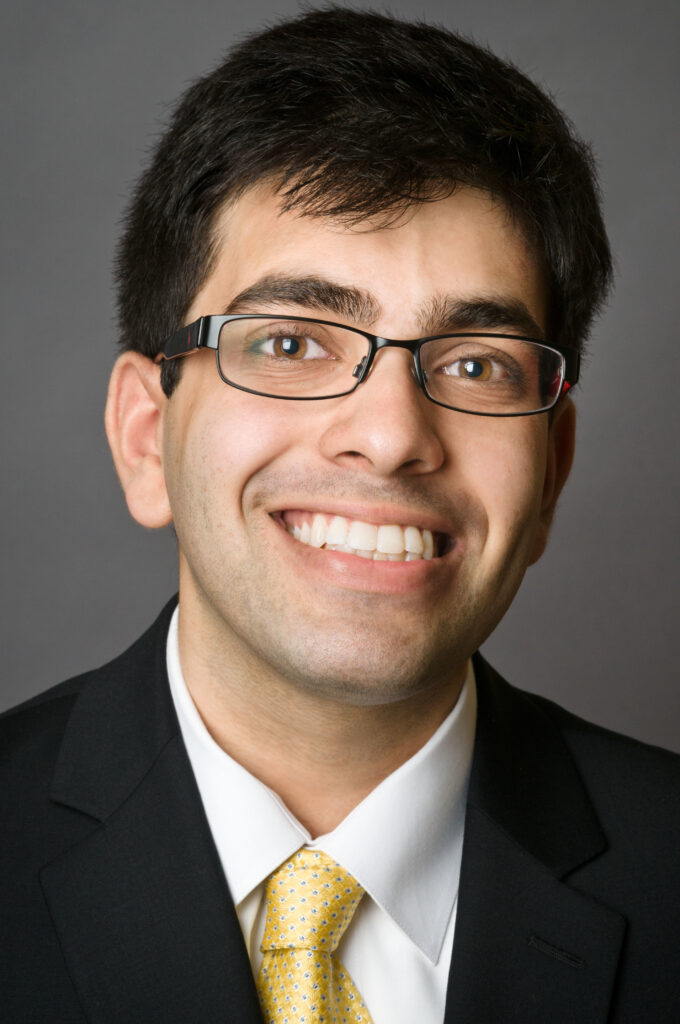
left=420, top=336, right=564, bottom=414
left=218, top=317, right=370, bottom=398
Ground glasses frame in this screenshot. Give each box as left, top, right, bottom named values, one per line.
left=156, top=313, right=580, bottom=417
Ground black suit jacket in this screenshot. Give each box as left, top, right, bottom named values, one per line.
left=2, top=598, right=679, bottom=1023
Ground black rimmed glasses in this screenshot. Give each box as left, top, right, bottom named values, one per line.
left=156, top=313, right=579, bottom=417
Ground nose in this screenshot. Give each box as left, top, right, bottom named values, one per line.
left=318, top=347, right=446, bottom=477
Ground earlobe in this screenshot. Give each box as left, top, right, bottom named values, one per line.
left=104, top=352, right=173, bottom=528
left=529, top=397, right=576, bottom=565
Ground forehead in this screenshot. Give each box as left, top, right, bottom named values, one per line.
left=188, top=185, right=547, bottom=336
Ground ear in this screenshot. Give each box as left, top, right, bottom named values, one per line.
left=528, top=396, right=576, bottom=565
left=104, top=352, right=173, bottom=528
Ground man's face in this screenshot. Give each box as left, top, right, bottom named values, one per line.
left=159, top=185, right=570, bottom=706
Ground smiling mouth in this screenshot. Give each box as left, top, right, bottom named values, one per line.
left=276, top=510, right=452, bottom=561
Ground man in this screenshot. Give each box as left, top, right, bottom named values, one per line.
left=2, top=7, right=679, bottom=1023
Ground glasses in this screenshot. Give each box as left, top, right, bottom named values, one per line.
left=157, top=313, right=579, bottom=416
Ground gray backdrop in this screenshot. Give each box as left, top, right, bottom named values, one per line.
left=2, top=0, right=678, bottom=752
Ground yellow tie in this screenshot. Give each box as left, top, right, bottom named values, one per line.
left=256, top=848, right=374, bottom=1023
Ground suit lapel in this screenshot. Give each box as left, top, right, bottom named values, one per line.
left=41, top=601, right=263, bottom=1024
left=444, top=657, right=625, bottom=1023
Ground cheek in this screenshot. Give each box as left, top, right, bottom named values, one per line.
left=163, top=388, right=298, bottom=534
left=460, top=423, right=548, bottom=555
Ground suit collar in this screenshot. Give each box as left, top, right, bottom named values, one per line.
left=468, top=653, right=607, bottom=876
left=50, top=597, right=181, bottom=821
left=442, top=655, right=624, bottom=1024
left=43, top=597, right=264, bottom=1023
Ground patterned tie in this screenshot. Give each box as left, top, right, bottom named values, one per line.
left=256, top=848, right=374, bottom=1023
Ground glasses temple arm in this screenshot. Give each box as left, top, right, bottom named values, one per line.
left=155, top=318, right=211, bottom=362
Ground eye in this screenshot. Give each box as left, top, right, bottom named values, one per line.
left=455, top=357, right=492, bottom=380
left=255, top=333, right=330, bottom=360
left=442, top=356, right=500, bottom=381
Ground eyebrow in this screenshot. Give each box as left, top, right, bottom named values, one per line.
left=417, top=295, right=544, bottom=339
left=223, top=273, right=544, bottom=339
left=224, top=274, right=381, bottom=325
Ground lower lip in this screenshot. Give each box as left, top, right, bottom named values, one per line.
left=274, top=519, right=458, bottom=595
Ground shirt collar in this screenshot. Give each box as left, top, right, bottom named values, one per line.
left=166, top=605, right=476, bottom=964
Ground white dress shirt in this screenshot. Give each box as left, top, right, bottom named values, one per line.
left=166, top=606, right=476, bottom=1024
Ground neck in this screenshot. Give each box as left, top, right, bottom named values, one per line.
left=176, top=596, right=465, bottom=838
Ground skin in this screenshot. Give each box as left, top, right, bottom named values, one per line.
left=106, top=184, right=575, bottom=836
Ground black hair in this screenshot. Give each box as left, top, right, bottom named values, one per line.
left=116, top=6, right=612, bottom=397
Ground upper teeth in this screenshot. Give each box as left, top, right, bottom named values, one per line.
left=285, top=513, right=436, bottom=560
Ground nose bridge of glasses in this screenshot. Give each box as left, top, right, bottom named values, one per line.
left=355, top=335, right=423, bottom=386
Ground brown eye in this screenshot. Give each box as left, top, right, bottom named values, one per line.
left=272, top=335, right=307, bottom=359
left=456, top=358, right=493, bottom=381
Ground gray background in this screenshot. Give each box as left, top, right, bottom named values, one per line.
left=2, top=0, right=678, bottom=752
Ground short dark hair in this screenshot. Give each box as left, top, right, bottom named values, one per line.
left=116, top=6, right=612, bottom=397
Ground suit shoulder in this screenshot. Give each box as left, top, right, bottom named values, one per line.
left=1, top=669, right=87, bottom=718
left=474, top=655, right=680, bottom=840
left=1, top=596, right=178, bottom=767
left=524, top=687, right=680, bottom=772
left=0, top=674, right=91, bottom=863
left=0, top=671, right=90, bottom=775
left=522, top=688, right=680, bottom=827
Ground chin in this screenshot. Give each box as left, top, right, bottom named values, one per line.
left=268, top=631, right=466, bottom=708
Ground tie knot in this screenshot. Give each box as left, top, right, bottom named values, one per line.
left=260, top=849, right=365, bottom=955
